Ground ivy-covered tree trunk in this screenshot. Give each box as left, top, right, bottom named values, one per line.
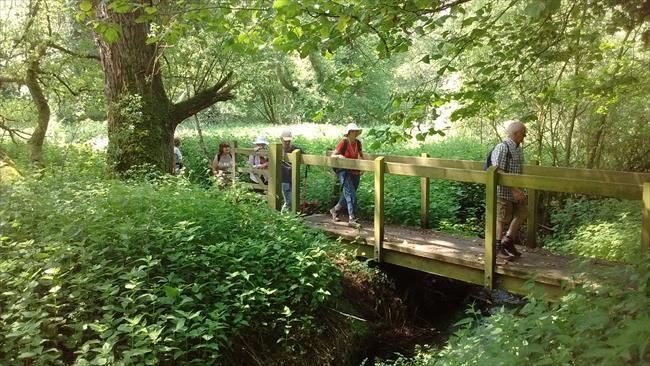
left=93, top=2, right=237, bottom=174
left=25, top=44, right=50, bottom=167
left=94, top=6, right=175, bottom=173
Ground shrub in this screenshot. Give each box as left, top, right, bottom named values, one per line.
left=544, top=198, right=642, bottom=262
left=0, top=166, right=340, bottom=364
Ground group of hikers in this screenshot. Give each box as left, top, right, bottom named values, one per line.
left=173, top=119, right=528, bottom=261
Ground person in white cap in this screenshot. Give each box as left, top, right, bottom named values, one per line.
left=330, top=122, right=366, bottom=226
left=279, top=130, right=303, bottom=212
left=248, top=136, right=269, bottom=185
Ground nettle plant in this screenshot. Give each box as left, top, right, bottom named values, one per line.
left=0, top=171, right=340, bottom=365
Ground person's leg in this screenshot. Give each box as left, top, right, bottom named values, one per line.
left=347, top=174, right=360, bottom=221
left=281, top=182, right=291, bottom=212
left=501, top=201, right=526, bottom=257
left=496, top=199, right=515, bottom=260
left=330, top=170, right=347, bottom=221
left=506, top=201, right=527, bottom=237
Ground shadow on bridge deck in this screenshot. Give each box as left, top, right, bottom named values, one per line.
left=305, top=214, right=614, bottom=301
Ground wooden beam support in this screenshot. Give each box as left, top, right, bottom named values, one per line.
left=499, top=174, right=642, bottom=200
left=374, top=157, right=385, bottom=262
left=420, top=153, right=430, bottom=229
left=268, top=143, right=282, bottom=210
left=291, top=149, right=301, bottom=214
left=641, top=182, right=650, bottom=255
left=230, top=140, right=238, bottom=187
left=302, top=155, right=375, bottom=172
left=484, top=166, right=497, bottom=290
left=385, top=162, right=485, bottom=184
left=526, top=160, right=539, bottom=248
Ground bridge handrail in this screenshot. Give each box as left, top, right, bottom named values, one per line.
left=325, top=149, right=650, bottom=185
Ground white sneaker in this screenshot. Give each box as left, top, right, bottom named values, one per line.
left=329, top=208, right=340, bottom=222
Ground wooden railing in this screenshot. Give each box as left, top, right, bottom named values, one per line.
left=227, top=141, right=650, bottom=290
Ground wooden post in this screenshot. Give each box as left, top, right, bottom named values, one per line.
left=526, top=160, right=539, bottom=248
left=374, top=157, right=385, bottom=262
left=230, top=140, right=238, bottom=187
left=643, top=182, right=650, bottom=253
left=484, top=166, right=498, bottom=290
left=420, top=152, right=430, bottom=229
left=268, top=143, right=282, bottom=210
left=291, top=150, right=301, bottom=214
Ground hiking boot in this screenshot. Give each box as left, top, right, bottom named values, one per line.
left=501, top=235, right=522, bottom=257
left=496, top=244, right=515, bottom=261
left=329, top=207, right=340, bottom=222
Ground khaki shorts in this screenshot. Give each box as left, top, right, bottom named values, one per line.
left=497, top=198, right=527, bottom=223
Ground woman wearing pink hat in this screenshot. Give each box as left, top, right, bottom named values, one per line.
left=330, top=123, right=366, bottom=226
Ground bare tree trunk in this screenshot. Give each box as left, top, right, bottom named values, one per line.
left=193, top=114, right=211, bottom=161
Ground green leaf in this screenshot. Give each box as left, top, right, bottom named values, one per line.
left=18, top=352, right=37, bottom=359
left=164, top=285, right=180, bottom=299
left=273, top=0, right=288, bottom=8
left=79, top=1, right=92, bottom=12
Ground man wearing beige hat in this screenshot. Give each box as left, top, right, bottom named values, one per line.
left=330, top=122, right=366, bottom=226
left=279, top=130, right=303, bottom=212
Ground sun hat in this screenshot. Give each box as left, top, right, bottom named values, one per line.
left=280, top=130, right=292, bottom=142
left=253, top=136, right=269, bottom=145
left=344, top=122, right=362, bottom=136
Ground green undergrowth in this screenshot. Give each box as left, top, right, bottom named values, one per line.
left=543, top=198, right=642, bottom=262
left=376, top=259, right=650, bottom=366
left=0, top=151, right=347, bottom=364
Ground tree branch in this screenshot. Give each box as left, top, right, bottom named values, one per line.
left=0, top=115, right=31, bottom=143
left=47, top=42, right=101, bottom=61
left=172, top=71, right=239, bottom=123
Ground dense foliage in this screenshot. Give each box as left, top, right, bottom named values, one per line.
left=0, top=148, right=340, bottom=364
left=544, top=198, right=642, bottom=262
left=377, top=259, right=650, bottom=365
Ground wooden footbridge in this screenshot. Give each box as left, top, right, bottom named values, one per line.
left=227, top=142, right=650, bottom=300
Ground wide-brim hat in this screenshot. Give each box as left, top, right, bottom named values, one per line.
left=280, top=130, right=292, bottom=142
left=344, top=122, right=362, bottom=136
left=253, top=136, right=269, bottom=145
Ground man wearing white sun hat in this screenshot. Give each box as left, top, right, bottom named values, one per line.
left=330, top=122, right=366, bottom=226
left=279, top=130, right=303, bottom=212
left=248, top=136, right=269, bottom=185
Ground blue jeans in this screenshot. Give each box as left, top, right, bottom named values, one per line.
left=281, top=182, right=292, bottom=212
left=336, top=170, right=361, bottom=218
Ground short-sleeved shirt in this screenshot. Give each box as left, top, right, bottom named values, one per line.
left=281, top=144, right=303, bottom=183
left=490, top=137, right=524, bottom=201
left=336, top=139, right=362, bottom=175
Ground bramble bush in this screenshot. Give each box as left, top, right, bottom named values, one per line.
left=0, top=148, right=340, bottom=365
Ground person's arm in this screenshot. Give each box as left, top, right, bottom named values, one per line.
left=332, top=140, right=344, bottom=158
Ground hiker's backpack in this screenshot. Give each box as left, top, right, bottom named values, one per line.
left=483, top=143, right=511, bottom=171
left=333, top=139, right=362, bottom=173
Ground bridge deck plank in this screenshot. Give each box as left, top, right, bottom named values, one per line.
left=305, top=214, right=615, bottom=292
